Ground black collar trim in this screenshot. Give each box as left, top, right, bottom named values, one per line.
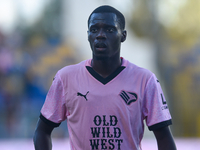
left=86, top=66, right=125, bottom=85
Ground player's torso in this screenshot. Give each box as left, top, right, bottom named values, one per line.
left=61, top=59, right=150, bottom=150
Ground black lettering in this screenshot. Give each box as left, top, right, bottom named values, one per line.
left=90, top=139, right=99, bottom=150
left=115, top=139, right=123, bottom=150
left=94, top=115, right=102, bottom=126
left=101, top=139, right=107, bottom=149
left=103, top=115, right=109, bottom=126
left=91, top=115, right=123, bottom=149
left=162, top=105, right=168, bottom=110
left=108, top=139, right=115, bottom=149
left=102, top=127, right=106, bottom=138
left=114, top=127, right=121, bottom=138
left=106, top=127, right=113, bottom=138
left=91, top=127, right=101, bottom=138
left=161, top=93, right=167, bottom=105
left=110, top=115, right=118, bottom=126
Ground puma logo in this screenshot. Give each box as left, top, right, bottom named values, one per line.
left=77, top=91, right=89, bottom=101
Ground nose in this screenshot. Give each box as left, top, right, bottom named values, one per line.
left=96, top=28, right=106, bottom=39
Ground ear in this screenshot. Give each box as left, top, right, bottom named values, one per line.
left=121, top=30, right=127, bottom=42
left=87, top=30, right=89, bottom=41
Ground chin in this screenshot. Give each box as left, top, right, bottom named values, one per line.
left=93, top=55, right=109, bottom=60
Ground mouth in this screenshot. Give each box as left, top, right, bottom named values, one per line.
left=95, top=43, right=107, bottom=50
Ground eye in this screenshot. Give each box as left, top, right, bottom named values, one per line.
left=90, top=28, right=97, bottom=33
left=106, top=27, right=115, bottom=33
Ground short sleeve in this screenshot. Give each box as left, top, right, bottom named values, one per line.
left=40, top=71, right=67, bottom=127
left=143, top=74, right=172, bottom=131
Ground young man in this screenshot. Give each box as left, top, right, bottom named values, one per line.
left=33, top=5, right=176, bottom=150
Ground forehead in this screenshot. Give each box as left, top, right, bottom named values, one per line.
left=89, top=13, right=119, bottom=27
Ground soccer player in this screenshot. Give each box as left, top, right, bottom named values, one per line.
left=33, top=5, right=176, bottom=150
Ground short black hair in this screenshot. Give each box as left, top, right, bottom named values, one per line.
left=88, top=5, right=125, bottom=30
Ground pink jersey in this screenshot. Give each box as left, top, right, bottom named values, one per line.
left=40, top=58, right=172, bottom=150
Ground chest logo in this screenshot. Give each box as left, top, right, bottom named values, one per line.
left=77, top=91, right=89, bottom=101
left=119, top=90, right=138, bottom=105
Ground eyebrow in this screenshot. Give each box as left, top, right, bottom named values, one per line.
left=89, top=24, right=117, bottom=31
left=89, top=22, right=117, bottom=27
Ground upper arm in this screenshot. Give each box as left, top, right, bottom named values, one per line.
left=144, top=74, right=172, bottom=128
left=34, top=118, right=55, bottom=136
left=153, top=126, right=176, bottom=150
left=41, top=72, right=67, bottom=124
left=33, top=119, right=55, bottom=150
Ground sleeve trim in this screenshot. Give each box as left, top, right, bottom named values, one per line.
left=148, top=119, right=172, bottom=131
left=40, top=114, right=61, bottom=128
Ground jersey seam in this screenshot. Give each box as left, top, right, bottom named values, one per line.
left=57, top=70, right=68, bottom=116
left=144, top=73, right=155, bottom=93
left=142, top=73, right=156, bottom=121
left=148, top=119, right=172, bottom=131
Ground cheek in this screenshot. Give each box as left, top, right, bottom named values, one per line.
left=110, top=36, right=121, bottom=46
left=88, top=35, right=92, bottom=44
left=88, top=34, right=94, bottom=43
left=110, top=38, right=122, bottom=52
left=88, top=36, right=94, bottom=49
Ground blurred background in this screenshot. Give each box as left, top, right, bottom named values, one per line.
left=0, top=0, right=200, bottom=149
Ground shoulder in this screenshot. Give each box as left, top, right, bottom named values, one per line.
left=123, top=58, right=154, bottom=79
left=58, top=59, right=88, bottom=75
left=53, top=59, right=89, bottom=82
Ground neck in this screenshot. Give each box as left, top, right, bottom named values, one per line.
left=91, top=55, right=121, bottom=78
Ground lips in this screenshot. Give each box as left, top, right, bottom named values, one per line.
left=95, top=43, right=107, bottom=49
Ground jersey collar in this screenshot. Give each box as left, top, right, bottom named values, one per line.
left=85, top=58, right=126, bottom=85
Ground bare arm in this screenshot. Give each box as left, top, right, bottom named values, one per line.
left=153, top=126, right=176, bottom=150
left=33, top=118, right=55, bottom=150
left=153, top=127, right=176, bottom=150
